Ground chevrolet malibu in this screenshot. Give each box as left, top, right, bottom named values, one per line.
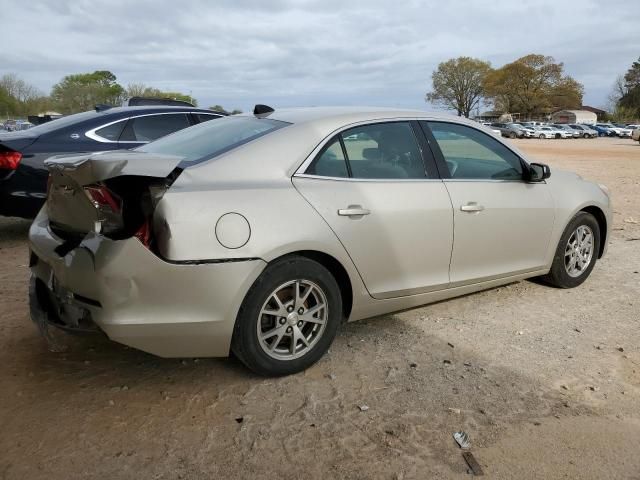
left=29, top=106, right=611, bottom=376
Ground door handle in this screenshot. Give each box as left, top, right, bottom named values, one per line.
left=338, top=205, right=370, bottom=217
left=460, top=202, right=485, bottom=212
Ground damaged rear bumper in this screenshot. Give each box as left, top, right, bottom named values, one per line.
left=28, top=210, right=266, bottom=357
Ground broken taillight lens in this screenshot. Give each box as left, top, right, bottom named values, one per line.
left=134, top=218, right=152, bottom=248
left=83, top=184, right=122, bottom=213
left=0, top=151, right=22, bottom=170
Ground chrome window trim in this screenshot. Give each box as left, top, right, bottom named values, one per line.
left=84, top=111, right=214, bottom=144
left=293, top=173, right=443, bottom=183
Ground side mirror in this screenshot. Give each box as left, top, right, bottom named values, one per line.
left=528, top=162, right=551, bottom=182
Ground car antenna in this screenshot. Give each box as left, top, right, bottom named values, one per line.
left=253, top=104, right=274, bottom=118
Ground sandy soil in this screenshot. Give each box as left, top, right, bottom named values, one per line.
left=1, top=137, right=639, bottom=480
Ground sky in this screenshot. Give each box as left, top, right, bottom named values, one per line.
left=2, top=0, right=639, bottom=113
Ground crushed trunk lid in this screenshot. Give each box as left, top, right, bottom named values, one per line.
left=45, top=150, right=184, bottom=242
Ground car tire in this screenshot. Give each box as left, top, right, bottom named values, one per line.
left=231, top=255, right=342, bottom=376
left=509, top=132, right=516, bottom=139
left=539, top=134, right=545, bottom=139
left=540, top=212, right=600, bottom=289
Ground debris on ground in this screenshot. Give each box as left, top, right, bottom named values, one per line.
left=358, top=405, right=369, bottom=412
left=623, top=217, right=638, bottom=224
left=235, top=417, right=244, bottom=424
left=447, top=408, right=461, bottom=414
left=443, top=359, right=452, bottom=365
left=462, top=451, right=484, bottom=476
left=447, top=342, right=455, bottom=348
left=409, top=362, right=417, bottom=368
left=453, top=431, right=471, bottom=449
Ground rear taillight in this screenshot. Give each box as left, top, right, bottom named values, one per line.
left=134, top=218, right=152, bottom=248
left=0, top=151, right=22, bottom=170
left=83, top=184, right=122, bottom=213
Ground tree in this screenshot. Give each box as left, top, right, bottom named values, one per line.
left=209, top=105, right=242, bottom=115
left=51, top=70, right=125, bottom=113
left=484, top=54, right=583, bottom=116
left=426, top=57, right=492, bottom=117
left=617, top=56, right=640, bottom=118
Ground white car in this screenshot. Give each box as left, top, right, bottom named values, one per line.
left=605, top=124, right=633, bottom=137
left=516, top=125, right=538, bottom=138
left=535, top=126, right=564, bottom=139
left=552, top=124, right=581, bottom=138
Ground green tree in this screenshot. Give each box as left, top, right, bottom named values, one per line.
left=426, top=57, right=492, bottom=117
left=618, top=56, right=640, bottom=118
left=209, top=105, right=242, bottom=115
left=51, top=70, right=125, bottom=113
left=484, top=54, right=583, bottom=116
left=0, top=85, right=19, bottom=118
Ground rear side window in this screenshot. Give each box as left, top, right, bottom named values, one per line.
left=305, top=122, right=429, bottom=179
left=120, top=114, right=191, bottom=142
left=136, top=116, right=289, bottom=165
left=306, top=137, right=349, bottom=178
left=93, top=120, right=126, bottom=141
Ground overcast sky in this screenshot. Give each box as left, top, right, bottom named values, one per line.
left=2, top=0, right=639, bottom=112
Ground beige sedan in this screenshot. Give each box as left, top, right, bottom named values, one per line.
left=29, top=106, right=612, bottom=375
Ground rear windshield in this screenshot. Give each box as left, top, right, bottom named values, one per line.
left=135, top=116, right=289, bottom=166
left=20, top=111, right=100, bottom=134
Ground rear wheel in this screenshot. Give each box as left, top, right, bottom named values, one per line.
left=539, top=134, right=545, bottom=139
left=509, top=132, right=516, bottom=139
left=541, top=212, right=600, bottom=288
left=231, top=256, right=342, bottom=376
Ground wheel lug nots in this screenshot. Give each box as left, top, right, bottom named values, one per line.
left=286, top=326, right=292, bottom=333
left=297, top=321, right=303, bottom=327
left=287, top=306, right=294, bottom=313
left=298, top=308, right=304, bottom=314
left=279, top=318, right=286, bottom=324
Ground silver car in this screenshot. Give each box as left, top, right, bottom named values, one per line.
left=29, top=107, right=612, bottom=375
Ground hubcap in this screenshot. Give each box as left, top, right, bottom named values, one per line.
left=257, top=279, right=328, bottom=360
left=564, top=225, right=594, bottom=278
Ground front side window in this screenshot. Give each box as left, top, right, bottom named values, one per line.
left=120, top=114, right=191, bottom=142
left=305, top=122, right=428, bottom=179
left=425, top=121, right=523, bottom=180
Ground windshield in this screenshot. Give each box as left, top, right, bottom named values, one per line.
left=135, top=116, right=289, bottom=166
left=20, top=111, right=100, bottom=134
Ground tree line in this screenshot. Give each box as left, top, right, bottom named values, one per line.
left=426, top=54, right=584, bottom=118
left=0, top=70, right=242, bottom=118
left=427, top=54, right=640, bottom=121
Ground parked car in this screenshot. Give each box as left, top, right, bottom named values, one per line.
left=514, top=124, right=537, bottom=138
left=568, top=124, right=598, bottom=138
left=612, top=124, right=633, bottom=137
left=552, top=124, right=581, bottom=138
left=0, top=105, right=225, bottom=218
left=632, top=127, right=640, bottom=143
left=28, top=106, right=611, bottom=375
left=490, top=122, right=524, bottom=139
left=538, top=126, right=572, bottom=139
left=592, top=124, right=614, bottom=137
left=533, top=126, right=558, bottom=139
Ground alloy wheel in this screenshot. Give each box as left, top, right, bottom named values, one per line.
left=564, top=225, right=594, bottom=278
left=256, top=279, right=328, bottom=360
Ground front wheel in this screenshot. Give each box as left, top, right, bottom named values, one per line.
left=541, top=212, right=600, bottom=288
left=509, top=132, right=517, bottom=139
left=231, top=256, right=342, bottom=376
left=539, top=134, right=545, bottom=139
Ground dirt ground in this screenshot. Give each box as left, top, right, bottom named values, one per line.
left=1, top=137, right=639, bottom=480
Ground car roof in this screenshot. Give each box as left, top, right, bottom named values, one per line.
left=254, top=106, right=463, bottom=127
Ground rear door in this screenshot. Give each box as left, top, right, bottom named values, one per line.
left=293, top=121, right=453, bottom=299
left=422, top=121, right=555, bottom=285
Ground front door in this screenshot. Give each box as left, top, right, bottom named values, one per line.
left=293, top=121, right=453, bottom=299
left=422, top=121, right=555, bottom=284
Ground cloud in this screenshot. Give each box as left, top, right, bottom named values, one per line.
left=2, top=0, right=639, bottom=111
